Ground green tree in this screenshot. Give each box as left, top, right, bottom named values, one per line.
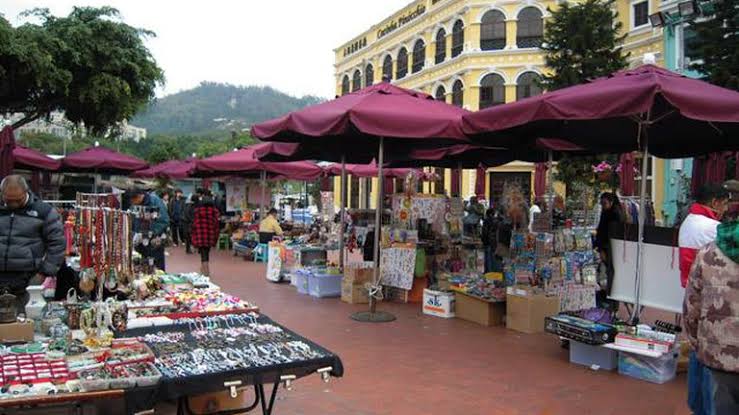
left=541, top=0, right=629, bottom=90
left=689, top=1, right=739, bottom=90
left=0, top=7, right=164, bottom=134
left=146, top=136, right=182, bottom=164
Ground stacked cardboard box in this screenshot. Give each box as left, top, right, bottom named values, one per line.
left=341, top=262, right=374, bottom=304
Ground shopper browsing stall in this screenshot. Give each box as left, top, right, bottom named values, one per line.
left=463, top=196, right=484, bottom=236
left=169, top=189, right=185, bottom=247
left=0, top=175, right=65, bottom=314
left=594, top=192, right=623, bottom=306
left=191, top=191, right=220, bottom=276
left=684, top=220, right=739, bottom=415
left=481, top=208, right=500, bottom=273
left=259, top=208, right=283, bottom=243
left=130, top=188, right=170, bottom=271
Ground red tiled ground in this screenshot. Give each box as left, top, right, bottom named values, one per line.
left=161, top=247, right=690, bottom=415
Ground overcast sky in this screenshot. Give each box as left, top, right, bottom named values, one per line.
left=3, top=0, right=409, bottom=99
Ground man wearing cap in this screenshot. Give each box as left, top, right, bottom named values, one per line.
left=0, top=175, right=65, bottom=313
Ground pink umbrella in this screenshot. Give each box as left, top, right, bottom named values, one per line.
left=12, top=145, right=61, bottom=171
left=62, top=146, right=148, bottom=174
left=253, top=82, right=469, bottom=322
left=133, top=158, right=197, bottom=180
left=0, top=126, right=16, bottom=180
left=325, top=161, right=419, bottom=179
left=464, top=64, right=739, bottom=322
left=463, top=65, right=739, bottom=158
left=195, top=145, right=323, bottom=181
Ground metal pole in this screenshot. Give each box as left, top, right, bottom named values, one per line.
left=548, top=151, right=554, bottom=225
left=632, top=130, right=650, bottom=324
left=339, top=155, right=347, bottom=270
left=304, top=180, right=308, bottom=225
left=370, top=137, right=385, bottom=314
left=260, top=170, right=267, bottom=220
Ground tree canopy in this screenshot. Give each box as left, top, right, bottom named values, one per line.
left=689, top=0, right=739, bottom=90
left=0, top=7, right=164, bottom=135
left=540, top=0, right=629, bottom=90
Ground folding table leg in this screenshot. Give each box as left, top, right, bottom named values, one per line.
left=256, top=380, right=280, bottom=415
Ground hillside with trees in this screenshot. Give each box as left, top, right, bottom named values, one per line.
left=132, top=82, right=324, bottom=137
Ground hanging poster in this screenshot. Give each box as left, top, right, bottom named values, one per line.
left=247, top=184, right=272, bottom=207
left=226, top=180, right=247, bottom=212
left=380, top=246, right=417, bottom=290
left=265, top=244, right=283, bottom=282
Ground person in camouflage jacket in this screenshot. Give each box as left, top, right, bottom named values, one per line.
left=684, top=220, right=739, bottom=414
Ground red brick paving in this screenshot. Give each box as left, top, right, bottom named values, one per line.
left=162, top=247, right=691, bottom=415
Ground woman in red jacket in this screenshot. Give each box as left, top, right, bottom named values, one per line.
left=191, top=191, right=221, bottom=276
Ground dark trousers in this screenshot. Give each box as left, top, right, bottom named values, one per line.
left=483, top=245, right=500, bottom=273
left=199, top=247, right=211, bottom=262
left=712, top=369, right=739, bottom=415
left=171, top=220, right=182, bottom=244
left=688, top=352, right=713, bottom=415
left=182, top=223, right=192, bottom=252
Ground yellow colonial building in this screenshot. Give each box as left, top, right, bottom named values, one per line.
left=334, top=0, right=667, bottom=220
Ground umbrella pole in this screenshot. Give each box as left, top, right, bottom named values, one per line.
left=631, top=126, right=650, bottom=325
left=260, top=170, right=267, bottom=220
left=352, top=137, right=395, bottom=323
left=339, top=155, right=347, bottom=271
left=304, top=180, right=308, bottom=225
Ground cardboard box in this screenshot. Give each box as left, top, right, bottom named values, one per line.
left=506, top=291, right=560, bottom=334
left=344, top=262, right=374, bottom=285
left=422, top=289, right=455, bottom=318
left=615, top=333, right=674, bottom=354
left=0, top=321, right=35, bottom=343
left=455, top=291, right=505, bottom=326
left=341, top=279, right=369, bottom=304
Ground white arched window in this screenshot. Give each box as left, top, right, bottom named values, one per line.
left=517, top=7, right=543, bottom=48
left=516, top=72, right=543, bottom=100
left=481, top=10, right=506, bottom=51
left=479, top=73, right=505, bottom=109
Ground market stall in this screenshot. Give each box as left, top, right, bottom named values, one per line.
left=0, top=192, right=343, bottom=414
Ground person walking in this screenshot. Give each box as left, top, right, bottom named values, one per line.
left=684, top=220, right=739, bottom=415
left=182, top=193, right=197, bottom=254
left=191, top=191, right=220, bottom=276
left=679, top=184, right=730, bottom=415
left=0, top=175, right=65, bottom=314
left=169, top=189, right=185, bottom=247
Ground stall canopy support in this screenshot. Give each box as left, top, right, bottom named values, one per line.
left=339, top=154, right=347, bottom=270
left=630, top=113, right=651, bottom=325
left=352, top=136, right=396, bottom=323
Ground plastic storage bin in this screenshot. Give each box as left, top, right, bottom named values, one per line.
left=569, top=341, right=618, bottom=370
left=292, top=271, right=309, bottom=294
left=308, top=273, right=342, bottom=298
left=618, top=349, right=679, bottom=384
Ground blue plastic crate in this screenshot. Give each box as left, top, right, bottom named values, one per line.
left=308, top=273, right=342, bottom=298
left=569, top=341, right=618, bottom=371
left=292, top=271, right=309, bottom=294
left=618, top=349, right=678, bottom=384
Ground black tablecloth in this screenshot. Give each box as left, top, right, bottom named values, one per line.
left=120, top=313, right=344, bottom=405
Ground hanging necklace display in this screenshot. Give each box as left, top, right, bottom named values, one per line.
left=105, top=210, right=118, bottom=291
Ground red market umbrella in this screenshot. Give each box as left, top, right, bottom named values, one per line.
left=195, top=145, right=323, bottom=181
left=463, top=65, right=739, bottom=158
left=62, top=146, right=148, bottom=174
left=619, top=153, right=636, bottom=196
left=253, top=82, right=469, bottom=322
left=0, top=126, right=16, bottom=180
left=325, top=161, right=419, bottom=179
left=12, top=145, right=61, bottom=171
left=133, top=158, right=197, bottom=180
left=464, top=64, right=739, bottom=323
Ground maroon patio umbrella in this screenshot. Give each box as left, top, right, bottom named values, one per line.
left=463, top=65, right=739, bottom=158
left=12, top=145, right=61, bottom=171
left=62, top=146, right=148, bottom=174
left=133, top=158, right=197, bottom=180
left=463, top=64, right=739, bottom=322
left=253, top=82, right=469, bottom=322
left=619, top=153, right=636, bottom=196
left=325, top=161, right=420, bottom=179
left=0, top=126, right=16, bottom=180
left=196, top=144, right=324, bottom=217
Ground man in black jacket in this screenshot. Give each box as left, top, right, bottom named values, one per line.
left=0, top=175, right=65, bottom=313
